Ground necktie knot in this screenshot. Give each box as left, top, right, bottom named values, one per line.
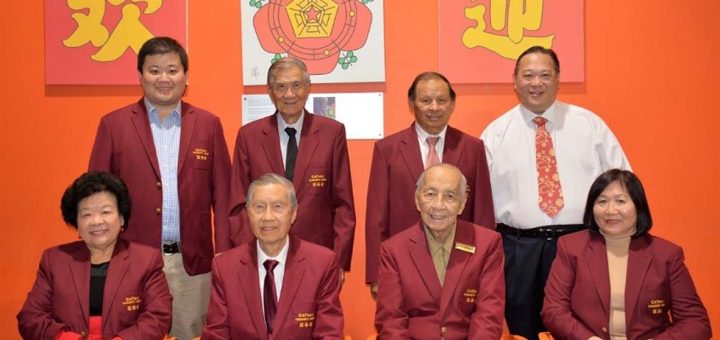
left=264, top=259, right=279, bottom=272
left=533, top=116, right=547, bottom=127
left=427, top=136, right=440, bottom=147
left=425, top=136, right=441, bottom=168
left=285, top=127, right=297, bottom=137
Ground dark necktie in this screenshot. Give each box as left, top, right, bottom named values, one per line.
left=263, top=259, right=279, bottom=334
left=285, top=127, right=298, bottom=180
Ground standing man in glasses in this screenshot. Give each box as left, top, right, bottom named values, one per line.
left=229, top=57, right=356, bottom=280
left=480, top=46, right=631, bottom=340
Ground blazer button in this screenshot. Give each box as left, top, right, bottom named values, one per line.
left=155, top=207, right=162, bottom=215
left=602, top=326, right=608, bottom=333
left=156, top=181, right=162, bottom=189
left=441, top=326, right=448, bottom=334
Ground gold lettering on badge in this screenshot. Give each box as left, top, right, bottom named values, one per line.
left=308, top=174, right=327, bottom=188
left=648, top=299, right=666, bottom=315
left=295, top=312, right=316, bottom=328
left=463, top=288, right=478, bottom=303
left=192, top=147, right=209, bottom=160
left=455, top=242, right=476, bottom=254
left=122, top=295, right=141, bottom=312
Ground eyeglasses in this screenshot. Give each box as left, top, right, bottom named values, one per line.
left=271, top=81, right=307, bottom=94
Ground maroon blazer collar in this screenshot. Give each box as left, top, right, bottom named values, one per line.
left=128, top=99, right=197, bottom=178
left=239, top=236, right=306, bottom=338
left=585, top=233, right=653, bottom=325
left=68, top=238, right=131, bottom=330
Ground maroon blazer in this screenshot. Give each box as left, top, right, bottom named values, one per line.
left=17, top=239, right=172, bottom=339
left=228, top=112, right=356, bottom=270
left=89, top=99, right=232, bottom=275
left=202, top=236, right=343, bottom=339
left=375, top=221, right=505, bottom=340
left=542, top=230, right=711, bottom=340
left=365, top=124, right=495, bottom=282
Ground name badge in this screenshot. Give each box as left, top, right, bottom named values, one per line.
left=455, top=242, right=476, bottom=254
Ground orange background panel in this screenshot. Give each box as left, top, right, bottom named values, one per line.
left=1, top=1, right=718, bottom=339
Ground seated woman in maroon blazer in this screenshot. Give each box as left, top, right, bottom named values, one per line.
left=542, top=169, right=711, bottom=340
left=17, top=171, right=172, bottom=340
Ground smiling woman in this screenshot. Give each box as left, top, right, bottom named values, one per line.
left=17, top=171, right=172, bottom=339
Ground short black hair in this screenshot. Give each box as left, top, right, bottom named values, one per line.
left=513, top=46, right=560, bottom=76
left=137, top=36, right=189, bottom=73
left=407, top=72, right=456, bottom=103
left=60, top=171, right=131, bottom=229
left=583, top=169, right=653, bottom=237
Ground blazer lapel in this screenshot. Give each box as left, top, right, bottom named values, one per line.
left=260, top=114, right=286, bottom=175
left=273, top=237, right=305, bottom=335
left=439, top=221, right=473, bottom=319
left=130, top=101, right=161, bottom=178
left=177, top=102, right=197, bottom=173
left=625, top=235, right=652, bottom=326
left=239, top=245, right=268, bottom=339
left=584, top=235, right=611, bottom=318
left=69, top=244, right=91, bottom=328
left=292, top=112, right=319, bottom=192
left=399, top=125, right=424, bottom=180
left=440, top=126, right=463, bottom=165
left=102, top=240, right=131, bottom=330
left=408, top=224, right=442, bottom=302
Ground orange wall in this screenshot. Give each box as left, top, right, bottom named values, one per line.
left=1, top=1, right=718, bottom=338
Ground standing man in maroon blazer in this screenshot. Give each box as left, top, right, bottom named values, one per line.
left=375, top=164, right=505, bottom=339
left=365, top=72, right=495, bottom=297
left=89, top=37, right=232, bottom=339
left=229, top=57, right=355, bottom=275
left=203, top=173, right=343, bottom=339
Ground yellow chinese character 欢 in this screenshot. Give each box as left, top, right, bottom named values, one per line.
left=462, top=0, right=554, bottom=60
left=63, top=0, right=163, bottom=62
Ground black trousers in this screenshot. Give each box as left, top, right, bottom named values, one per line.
left=500, top=223, right=582, bottom=340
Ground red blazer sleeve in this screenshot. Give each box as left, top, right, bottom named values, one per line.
left=210, top=117, right=233, bottom=252
left=17, top=250, right=69, bottom=340
left=542, top=237, right=598, bottom=340
left=201, top=260, right=231, bottom=340
left=330, top=124, right=356, bottom=271
left=115, top=250, right=172, bottom=339
left=364, top=142, right=390, bottom=284
left=374, top=242, right=410, bottom=338
left=469, top=233, right=505, bottom=339
left=653, top=247, right=711, bottom=340
left=472, top=139, right=495, bottom=229
left=227, top=128, right=254, bottom=247
left=88, top=117, right=113, bottom=172
left=312, top=255, right=344, bottom=339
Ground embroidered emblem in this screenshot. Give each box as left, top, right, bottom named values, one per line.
left=455, top=242, right=476, bottom=254
left=648, top=299, right=666, bottom=315
left=309, top=174, right=327, bottom=188
left=463, top=288, right=478, bottom=303
left=122, top=295, right=141, bottom=312
left=192, top=147, right=209, bottom=160
left=295, top=312, right=315, bottom=328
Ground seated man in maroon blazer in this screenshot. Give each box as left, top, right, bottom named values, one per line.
left=203, top=173, right=343, bottom=339
left=375, top=164, right=505, bottom=339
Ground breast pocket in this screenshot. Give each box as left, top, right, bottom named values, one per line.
left=457, top=277, right=479, bottom=316
left=189, top=141, right=212, bottom=171
left=303, top=165, right=330, bottom=196
left=289, top=302, right=318, bottom=337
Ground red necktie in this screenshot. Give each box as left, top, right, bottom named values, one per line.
left=263, top=259, right=279, bottom=334
left=534, top=116, right=564, bottom=217
left=426, top=136, right=441, bottom=169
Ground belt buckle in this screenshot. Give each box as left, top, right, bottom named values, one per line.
left=161, top=241, right=179, bottom=254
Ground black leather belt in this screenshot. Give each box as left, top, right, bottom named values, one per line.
left=497, top=223, right=584, bottom=239
left=161, top=241, right=180, bottom=254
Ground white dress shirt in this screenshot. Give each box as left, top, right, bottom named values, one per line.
left=277, top=112, right=305, bottom=169
left=415, top=123, right=447, bottom=168
left=257, top=238, right=289, bottom=316
left=480, top=101, right=631, bottom=229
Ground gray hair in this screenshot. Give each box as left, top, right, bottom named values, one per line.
left=267, top=57, right=311, bottom=86
left=247, top=173, right=298, bottom=209
left=415, top=163, right=468, bottom=201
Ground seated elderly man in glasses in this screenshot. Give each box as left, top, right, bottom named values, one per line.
left=375, top=164, right=505, bottom=339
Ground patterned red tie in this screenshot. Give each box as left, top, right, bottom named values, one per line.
left=426, top=136, right=441, bottom=169
left=263, top=259, right=279, bottom=334
left=534, top=116, right=564, bottom=217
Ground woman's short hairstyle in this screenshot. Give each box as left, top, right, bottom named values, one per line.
left=583, top=169, right=653, bottom=237
left=60, top=171, right=132, bottom=229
